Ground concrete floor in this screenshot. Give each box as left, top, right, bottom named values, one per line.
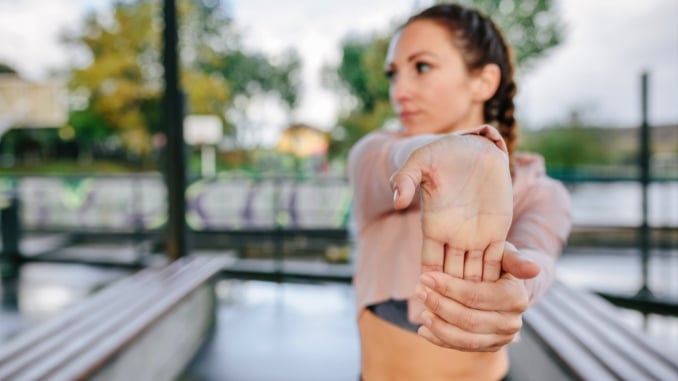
left=182, top=280, right=360, bottom=381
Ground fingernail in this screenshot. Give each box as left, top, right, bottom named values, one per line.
left=393, top=188, right=399, bottom=204
left=420, top=273, right=435, bottom=288
left=415, top=285, right=427, bottom=301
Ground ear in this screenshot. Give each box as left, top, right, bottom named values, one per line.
left=472, top=63, right=501, bottom=102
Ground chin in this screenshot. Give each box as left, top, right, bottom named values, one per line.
left=403, top=125, right=449, bottom=136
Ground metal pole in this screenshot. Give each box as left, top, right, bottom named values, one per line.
left=0, top=193, right=20, bottom=307
left=162, top=0, right=188, bottom=260
left=637, top=71, right=652, bottom=298
left=1, top=195, right=21, bottom=279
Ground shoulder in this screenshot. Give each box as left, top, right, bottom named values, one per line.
left=512, top=152, right=572, bottom=241
left=349, top=130, right=398, bottom=155
left=513, top=152, right=570, bottom=206
left=347, top=130, right=399, bottom=168
left=513, top=152, right=545, bottom=178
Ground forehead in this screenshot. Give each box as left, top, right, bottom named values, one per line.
left=386, top=20, right=455, bottom=64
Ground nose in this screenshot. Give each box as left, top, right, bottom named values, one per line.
left=390, top=73, right=412, bottom=107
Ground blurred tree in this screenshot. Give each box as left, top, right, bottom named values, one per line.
left=66, top=0, right=300, bottom=158
left=520, top=126, right=613, bottom=173
left=323, top=37, right=393, bottom=159
left=448, top=0, right=563, bottom=70
left=0, top=63, right=18, bottom=75
left=325, top=0, right=563, bottom=159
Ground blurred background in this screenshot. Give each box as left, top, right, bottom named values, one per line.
left=0, top=0, right=676, bottom=380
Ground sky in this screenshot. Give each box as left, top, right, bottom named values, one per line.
left=0, top=0, right=676, bottom=146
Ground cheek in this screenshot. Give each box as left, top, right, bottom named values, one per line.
left=433, top=77, right=473, bottom=107
left=426, top=83, right=460, bottom=116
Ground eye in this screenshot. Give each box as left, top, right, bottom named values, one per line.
left=415, top=62, right=432, bottom=74
left=384, top=69, right=396, bottom=81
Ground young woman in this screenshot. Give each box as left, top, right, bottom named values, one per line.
left=348, top=3, right=572, bottom=380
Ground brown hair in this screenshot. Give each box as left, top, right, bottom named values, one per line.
left=406, top=3, right=518, bottom=156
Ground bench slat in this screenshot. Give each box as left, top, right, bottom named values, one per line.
left=0, top=269, right=166, bottom=379
left=0, top=256, right=225, bottom=381
left=523, top=280, right=678, bottom=381
left=0, top=267, right=149, bottom=365
left=49, top=257, right=224, bottom=381
left=550, top=283, right=678, bottom=380
left=537, top=294, right=650, bottom=380
left=524, top=304, right=618, bottom=381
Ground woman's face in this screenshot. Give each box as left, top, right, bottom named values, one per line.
left=386, top=20, right=485, bottom=135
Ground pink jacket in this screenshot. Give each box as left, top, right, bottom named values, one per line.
left=348, top=125, right=572, bottom=323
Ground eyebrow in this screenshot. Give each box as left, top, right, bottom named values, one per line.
left=407, top=51, right=437, bottom=62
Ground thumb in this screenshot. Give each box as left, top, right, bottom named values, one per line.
left=502, top=250, right=540, bottom=280
left=390, top=151, right=427, bottom=210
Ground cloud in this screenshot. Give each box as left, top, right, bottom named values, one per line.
left=0, top=0, right=86, bottom=79
left=518, top=0, right=678, bottom=127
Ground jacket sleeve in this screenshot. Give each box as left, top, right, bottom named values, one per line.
left=507, top=176, right=572, bottom=305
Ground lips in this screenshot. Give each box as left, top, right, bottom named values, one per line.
left=399, top=110, right=420, bottom=120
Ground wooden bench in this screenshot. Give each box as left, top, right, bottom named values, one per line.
left=0, top=255, right=225, bottom=381
left=508, top=280, right=678, bottom=381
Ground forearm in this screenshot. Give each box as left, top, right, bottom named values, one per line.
left=386, top=134, right=440, bottom=175
left=348, top=132, right=439, bottom=224
left=507, top=175, right=572, bottom=304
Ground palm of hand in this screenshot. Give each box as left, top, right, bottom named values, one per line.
left=415, top=135, right=513, bottom=280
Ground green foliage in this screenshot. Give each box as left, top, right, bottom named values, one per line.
left=68, top=108, right=110, bottom=144
left=67, top=1, right=166, bottom=156
left=326, top=0, right=564, bottom=159
left=335, top=39, right=391, bottom=114
left=66, top=0, right=301, bottom=158
left=519, top=126, right=614, bottom=172
left=0, top=63, right=17, bottom=75
left=323, top=35, right=393, bottom=159
left=211, top=49, right=302, bottom=110
left=443, top=0, right=563, bottom=69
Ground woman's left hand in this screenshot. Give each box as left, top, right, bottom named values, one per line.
left=414, top=246, right=540, bottom=352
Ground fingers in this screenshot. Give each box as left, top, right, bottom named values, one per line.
left=422, top=237, right=445, bottom=273
left=444, top=242, right=503, bottom=282
left=390, top=149, right=428, bottom=210
left=417, top=310, right=514, bottom=352
left=501, top=246, right=540, bottom=280
left=416, top=272, right=524, bottom=351
left=420, top=272, right=529, bottom=312
left=461, top=249, right=483, bottom=281
left=416, top=286, right=522, bottom=335
left=417, top=325, right=447, bottom=348
left=443, top=246, right=465, bottom=278
left=482, top=241, right=504, bottom=281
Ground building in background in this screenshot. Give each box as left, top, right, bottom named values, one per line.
left=0, top=73, right=66, bottom=133
left=0, top=73, right=69, bottom=165
left=276, top=123, right=330, bottom=174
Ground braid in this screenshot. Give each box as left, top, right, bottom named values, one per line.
left=407, top=3, right=519, bottom=157
left=493, top=77, right=518, bottom=157
left=482, top=21, right=519, bottom=158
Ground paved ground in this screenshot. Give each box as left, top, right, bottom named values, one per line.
left=182, top=280, right=360, bottom=381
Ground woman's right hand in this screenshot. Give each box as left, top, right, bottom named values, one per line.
left=414, top=247, right=540, bottom=351
left=390, top=132, right=513, bottom=281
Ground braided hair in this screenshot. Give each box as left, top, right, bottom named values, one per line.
left=406, top=3, right=519, bottom=157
